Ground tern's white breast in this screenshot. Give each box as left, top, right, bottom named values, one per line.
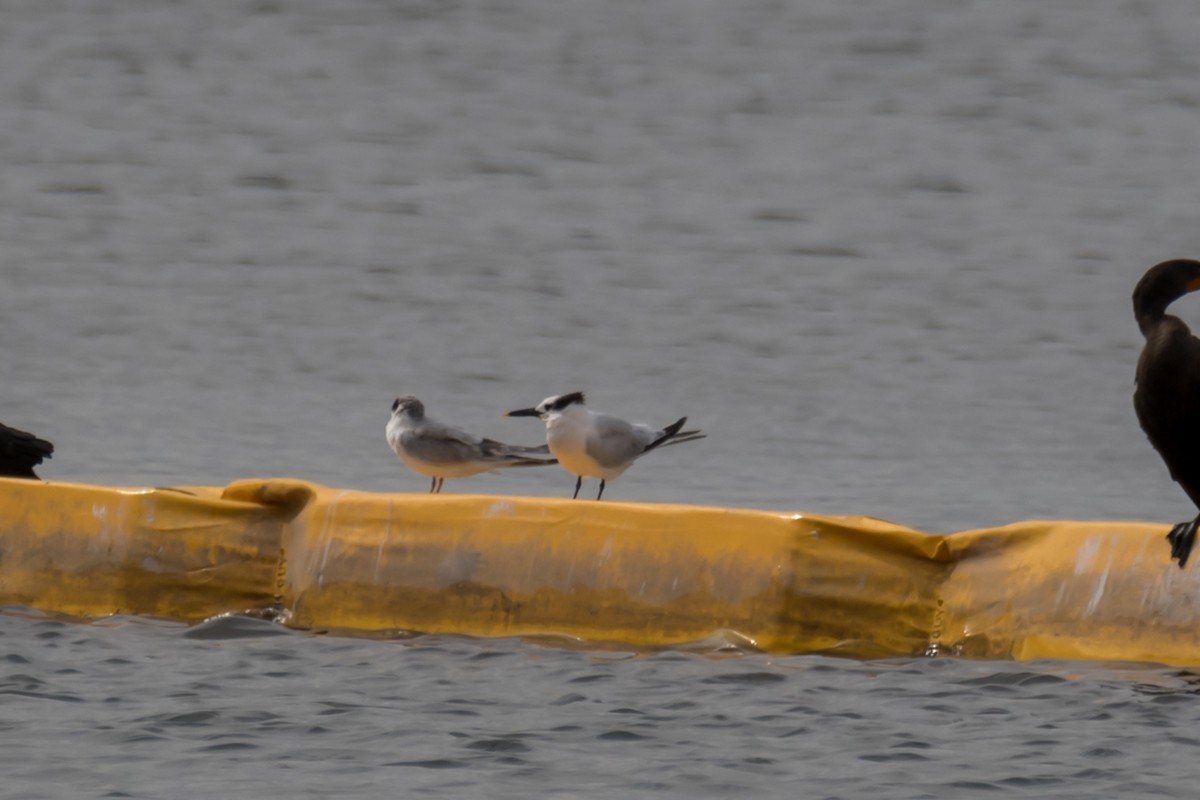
left=545, top=409, right=632, bottom=480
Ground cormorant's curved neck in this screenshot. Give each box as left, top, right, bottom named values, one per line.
left=1136, top=302, right=1176, bottom=339
left=1133, top=260, right=1200, bottom=339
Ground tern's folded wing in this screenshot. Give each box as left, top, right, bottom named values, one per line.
left=400, top=426, right=484, bottom=466
left=585, top=414, right=649, bottom=469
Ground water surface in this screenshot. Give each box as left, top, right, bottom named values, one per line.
left=4, top=1, right=1200, bottom=796
left=4, top=612, right=1200, bottom=799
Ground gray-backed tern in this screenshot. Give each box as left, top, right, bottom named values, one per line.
left=506, top=391, right=704, bottom=500
left=387, top=395, right=555, bottom=493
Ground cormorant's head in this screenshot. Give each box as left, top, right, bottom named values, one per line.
left=1133, top=259, right=1200, bottom=335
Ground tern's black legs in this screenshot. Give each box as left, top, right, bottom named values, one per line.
left=1168, top=515, right=1200, bottom=568
left=429, top=476, right=444, bottom=494
left=571, top=476, right=607, bottom=500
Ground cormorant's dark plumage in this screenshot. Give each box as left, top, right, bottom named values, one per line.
left=0, top=422, right=53, bottom=479
left=1133, top=258, right=1200, bottom=567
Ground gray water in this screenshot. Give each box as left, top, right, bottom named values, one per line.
left=4, top=0, right=1200, bottom=796
left=5, top=610, right=1200, bottom=800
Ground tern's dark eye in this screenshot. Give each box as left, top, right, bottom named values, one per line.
left=392, top=398, right=401, bottom=412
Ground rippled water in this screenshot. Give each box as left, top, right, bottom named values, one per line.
left=5, top=610, right=1200, bottom=800
left=5, top=0, right=1200, bottom=529
left=5, top=0, right=1200, bottom=796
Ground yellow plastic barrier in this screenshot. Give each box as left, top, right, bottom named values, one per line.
left=939, top=520, right=1200, bottom=663
left=2, top=476, right=1197, bottom=665
left=266, top=485, right=945, bottom=654
left=0, top=477, right=283, bottom=621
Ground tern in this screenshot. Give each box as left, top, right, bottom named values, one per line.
left=386, top=395, right=556, bottom=493
left=0, top=421, right=53, bottom=479
left=506, top=391, right=705, bottom=500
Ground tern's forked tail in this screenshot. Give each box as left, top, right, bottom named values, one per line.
left=646, top=417, right=706, bottom=452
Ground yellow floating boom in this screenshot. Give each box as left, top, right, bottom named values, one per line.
left=1, top=477, right=1195, bottom=665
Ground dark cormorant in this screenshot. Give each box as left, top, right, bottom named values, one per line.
left=0, top=422, right=53, bottom=479
left=1133, top=258, right=1200, bottom=567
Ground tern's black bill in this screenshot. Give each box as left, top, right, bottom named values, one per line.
left=505, top=407, right=540, bottom=417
